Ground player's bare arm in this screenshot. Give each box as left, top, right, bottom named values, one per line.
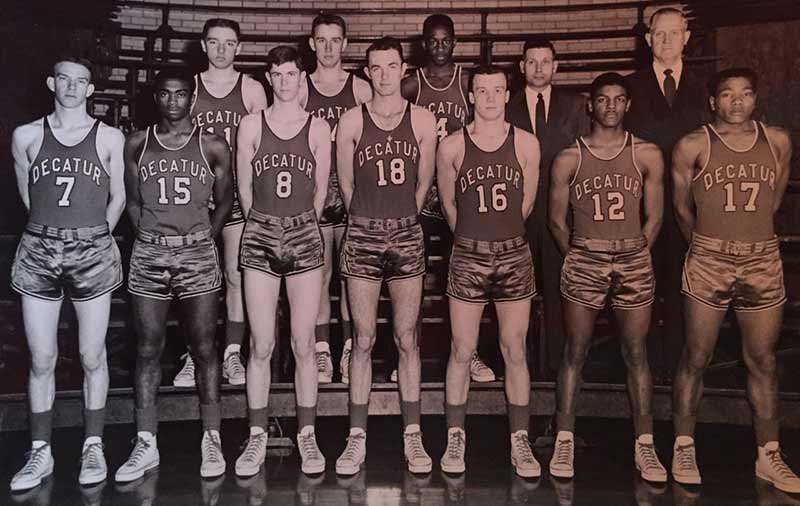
left=98, top=124, right=127, bottom=230
left=11, top=121, right=43, bottom=211
left=235, top=113, right=262, bottom=218
left=548, top=145, right=580, bottom=255
left=203, top=133, right=233, bottom=237
left=310, top=116, right=333, bottom=219
left=412, top=104, right=438, bottom=213
left=243, top=74, right=268, bottom=113
left=353, top=75, right=373, bottom=105
left=435, top=130, right=465, bottom=232
left=764, top=125, right=793, bottom=211
left=123, top=130, right=148, bottom=230
left=671, top=128, right=706, bottom=243
left=401, top=72, right=420, bottom=102
left=515, top=127, right=541, bottom=220
left=335, top=106, right=363, bottom=210
left=635, top=138, right=665, bottom=248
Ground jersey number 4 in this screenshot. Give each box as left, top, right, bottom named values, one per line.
left=157, top=177, right=191, bottom=205
left=592, top=192, right=625, bottom=221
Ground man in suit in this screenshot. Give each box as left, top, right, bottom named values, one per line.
left=506, top=39, right=588, bottom=374
left=624, top=7, right=708, bottom=381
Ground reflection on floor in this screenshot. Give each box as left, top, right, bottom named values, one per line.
left=2, top=416, right=799, bottom=505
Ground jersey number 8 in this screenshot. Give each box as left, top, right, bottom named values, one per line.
left=276, top=171, right=292, bottom=198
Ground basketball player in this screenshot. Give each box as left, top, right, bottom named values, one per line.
left=334, top=37, right=437, bottom=475
left=547, top=73, right=667, bottom=482
left=173, top=18, right=267, bottom=388
left=115, top=69, right=233, bottom=482
left=10, top=56, right=125, bottom=490
left=401, top=13, right=496, bottom=384
left=671, top=68, right=800, bottom=492
left=301, top=13, right=372, bottom=385
left=233, top=45, right=331, bottom=476
left=436, top=66, right=541, bottom=477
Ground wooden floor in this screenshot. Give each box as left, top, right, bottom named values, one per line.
left=2, top=415, right=800, bottom=505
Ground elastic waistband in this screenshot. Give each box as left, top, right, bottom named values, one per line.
left=349, top=215, right=418, bottom=231
left=25, top=222, right=109, bottom=241
left=571, top=236, right=647, bottom=253
left=137, top=228, right=212, bottom=247
left=691, top=233, right=778, bottom=256
left=454, top=235, right=528, bottom=253
left=248, top=208, right=317, bottom=227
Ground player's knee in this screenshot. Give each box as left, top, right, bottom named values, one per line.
left=620, top=344, right=648, bottom=369
left=291, top=335, right=315, bottom=363
left=743, top=349, right=777, bottom=376
left=449, top=341, right=474, bottom=365
left=79, top=347, right=107, bottom=373
left=684, top=348, right=714, bottom=373
left=250, top=339, right=275, bottom=363
left=30, top=349, right=58, bottom=377
left=395, top=332, right=419, bottom=356
left=562, top=339, right=590, bottom=367
left=499, top=340, right=527, bottom=368
left=353, top=334, right=376, bottom=355
left=191, top=339, right=217, bottom=363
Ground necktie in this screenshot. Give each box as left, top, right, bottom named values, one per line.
left=663, top=69, right=676, bottom=107
left=535, top=92, right=546, bottom=138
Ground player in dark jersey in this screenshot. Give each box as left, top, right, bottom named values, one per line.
left=401, top=14, right=496, bottom=384
left=233, top=45, right=331, bottom=477
left=10, top=55, right=126, bottom=491
left=171, top=18, right=267, bottom=389
left=300, top=13, right=372, bottom=385
left=116, top=69, right=233, bottom=482
left=335, top=37, right=437, bottom=476
left=548, top=72, right=667, bottom=482
left=671, top=68, right=799, bottom=492
left=436, top=66, right=541, bottom=477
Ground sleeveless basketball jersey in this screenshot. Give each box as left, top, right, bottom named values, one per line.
left=351, top=102, right=420, bottom=219
left=305, top=72, right=358, bottom=176
left=569, top=133, right=643, bottom=240
left=455, top=126, right=525, bottom=241
left=192, top=73, right=247, bottom=150
left=416, top=65, right=468, bottom=142
left=136, top=126, right=215, bottom=235
left=28, top=118, right=110, bottom=228
left=251, top=112, right=316, bottom=217
left=692, top=121, right=778, bottom=241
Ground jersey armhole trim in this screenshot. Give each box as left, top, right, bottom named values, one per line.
left=692, top=126, right=712, bottom=182
left=29, top=118, right=48, bottom=171
left=568, top=139, right=582, bottom=187
left=630, top=134, right=644, bottom=181
left=415, top=69, right=423, bottom=104
left=198, top=128, right=216, bottom=179
left=249, top=111, right=266, bottom=166
left=93, top=121, right=113, bottom=178
left=760, top=121, right=780, bottom=170
left=136, top=127, right=150, bottom=167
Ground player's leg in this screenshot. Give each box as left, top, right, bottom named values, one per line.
left=287, top=268, right=326, bottom=474
left=671, top=298, right=725, bottom=484
left=315, top=224, right=335, bottom=384
left=335, top=277, right=380, bottom=475
left=334, top=226, right=353, bottom=384
left=496, top=298, right=539, bottom=478
left=616, top=305, right=666, bottom=482
left=236, top=269, right=280, bottom=477
left=442, top=298, right=484, bottom=474
left=73, top=293, right=113, bottom=485
left=10, top=296, right=62, bottom=491
left=116, top=295, right=170, bottom=483
left=388, top=276, right=424, bottom=427
left=221, top=222, right=247, bottom=385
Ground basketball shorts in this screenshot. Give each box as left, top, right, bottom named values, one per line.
left=319, top=172, right=346, bottom=228
left=447, top=235, right=535, bottom=304
left=561, top=236, right=654, bottom=310
left=239, top=208, right=324, bottom=278
left=340, top=215, right=425, bottom=282
left=226, top=186, right=244, bottom=227
left=681, top=233, right=785, bottom=312
left=128, top=229, right=222, bottom=300
left=12, top=222, right=122, bottom=302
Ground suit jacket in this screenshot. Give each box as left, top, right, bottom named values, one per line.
left=624, top=65, right=709, bottom=159
left=506, top=86, right=589, bottom=219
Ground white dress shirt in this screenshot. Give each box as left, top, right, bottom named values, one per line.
left=652, top=59, right=683, bottom=96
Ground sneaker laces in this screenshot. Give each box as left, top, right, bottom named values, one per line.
left=179, top=353, right=195, bottom=374
left=298, top=432, right=321, bottom=459
left=512, top=433, right=535, bottom=463
left=674, top=443, right=697, bottom=472
left=81, top=442, right=104, bottom=468
left=765, top=449, right=798, bottom=479
left=225, top=352, right=245, bottom=375
left=125, top=437, right=152, bottom=468
left=341, top=433, right=365, bottom=462
left=20, top=445, right=50, bottom=475
left=446, top=431, right=465, bottom=460
left=405, top=431, right=427, bottom=460
left=637, top=442, right=661, bottom=471
left=471, top=353, right=491, bottom=373
left=203, top=433, right=222, bottom=463
left=316, top=351, right=331, bottom=371
left=240, top=433, right=267, bottom=462
left=553, top=438, right=573, bottom=466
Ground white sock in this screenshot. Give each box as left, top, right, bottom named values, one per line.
left=83, top=436, right=102, bottom=448
left=224, top=344, right=241, bottom=357
left=349, top=427, right=365, bottom=437
left=315, top=342, right=331, bottom=353
left=250, top=426, right=265, bottom=436
left=675, top=435, right=694, bottom=446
